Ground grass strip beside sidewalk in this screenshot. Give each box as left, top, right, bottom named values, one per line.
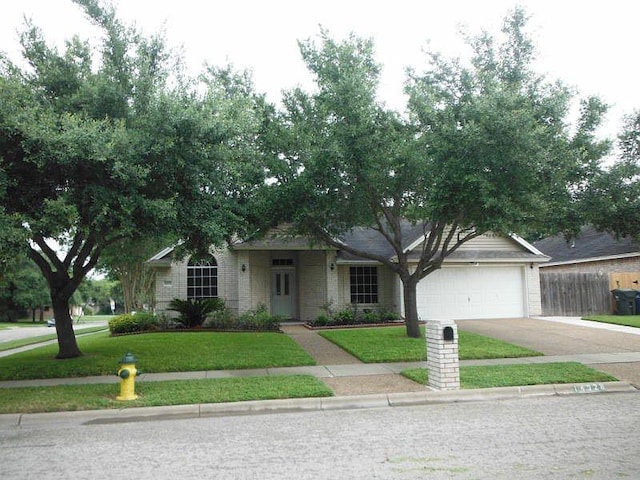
left=0, top=375, right=333, bottom=414
left=402, top=362, right=617, bottom=389
left=582, top=315, right=640, bottom=329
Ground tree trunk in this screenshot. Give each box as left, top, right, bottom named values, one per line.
left=51, top=295, right=82, bottom=359
left=402, top=279, right=421, bottom=338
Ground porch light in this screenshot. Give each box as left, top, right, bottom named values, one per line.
left=241, top=264, right=246, bottom=272
left=330, top=262, right=335, bottom=271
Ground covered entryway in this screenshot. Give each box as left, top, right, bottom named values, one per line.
left=416, top=266, right=525, bottom=320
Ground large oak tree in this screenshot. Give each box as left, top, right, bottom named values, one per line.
left=0, top=0, right=268, bottom=357
left=270, top=9, right=609, bottom=337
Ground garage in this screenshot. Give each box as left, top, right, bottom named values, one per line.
left=416, top=266, right=525, bottom=320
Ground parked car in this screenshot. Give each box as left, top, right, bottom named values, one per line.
left=47, top=318, right=55, bottom=327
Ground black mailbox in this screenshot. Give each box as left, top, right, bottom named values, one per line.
left=443, top=326, right=454, bottom=341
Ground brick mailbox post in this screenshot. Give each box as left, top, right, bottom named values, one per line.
left=425, top=318, right=460, bottom=390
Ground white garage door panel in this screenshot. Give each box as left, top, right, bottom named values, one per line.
left=417, top=267, right=524, bottom=320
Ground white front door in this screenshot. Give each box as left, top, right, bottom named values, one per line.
left=271, top=269, right=296, bottom=318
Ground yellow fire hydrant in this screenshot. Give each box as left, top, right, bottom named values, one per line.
left=116, top=352, right=139, bottom=401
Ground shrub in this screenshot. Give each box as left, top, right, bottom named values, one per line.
left=333, top=309, right=354, bottom=325
left=203, top=307, right=236, bottom=330
left=236, top=305, right=281, bottom=331
left=202, top=305, right=281, bottom=331
left=109, top=313, right=158, bottom=334
left=168, top=297, right=225, bottom=328
left=308, top=305, right=402, bottom=327
left=314, top=315, right=330, bottom=327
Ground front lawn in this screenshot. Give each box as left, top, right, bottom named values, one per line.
left=0, top=331, right=316, bottom=381
left=402, top=362, right=618, bottom=389
left=318, top=326, right=542, bottom=363
left=582, top=315, right=640, bottom=329
left=0, top=375, right=333, bottom=414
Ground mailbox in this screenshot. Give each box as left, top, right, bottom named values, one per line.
left=443, top=326, right=454, bottom=342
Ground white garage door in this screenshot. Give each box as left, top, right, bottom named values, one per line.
left=416, top=266, right=525, bottom=320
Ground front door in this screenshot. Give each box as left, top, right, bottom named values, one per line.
left=271, top=269, right=296, bottom=318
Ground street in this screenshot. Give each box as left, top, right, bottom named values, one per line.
left=1, top=392, right=639, bottom=479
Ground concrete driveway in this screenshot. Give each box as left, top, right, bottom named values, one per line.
left=456, top=317, right=640, bottom=387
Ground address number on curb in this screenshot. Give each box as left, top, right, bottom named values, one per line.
left=573, top=383, right=606, bottom=393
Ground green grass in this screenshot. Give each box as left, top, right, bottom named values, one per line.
left=0, top=375, right=333, bottom=414
left=318, top=326, right=542, bottom=363
left=0, top=331, right=316, bottom=380
left=0, top=326, right=107, bottom=352
left=402, top=362, right=618, bottom=389
left=583, top=315, right=640, bottom=328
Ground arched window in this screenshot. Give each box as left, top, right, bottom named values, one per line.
left=187, top=256, right=218, bottom=300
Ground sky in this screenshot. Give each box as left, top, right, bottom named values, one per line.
left=1, top=0, right=639, bottom=142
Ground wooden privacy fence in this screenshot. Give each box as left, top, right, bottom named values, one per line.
left=540, top=272, right=611, bottom=316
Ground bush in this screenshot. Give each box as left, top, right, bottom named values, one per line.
left=168, top=298, right=225, bottom=328
left=308, top=305, right=401, bottom=327
left=202, top=304, right=281, bottom=331
left=236, top=305, right=281, bottom=331
left=203, top=307, right=237, bottom=330
left=333, top=309, right=354, bottom=325
left=109, top=313, right=158, bottom=334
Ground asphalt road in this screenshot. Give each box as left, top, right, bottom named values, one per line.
left=0, top=321, right=107, bottom=342
left=2, top=392, right=639, bottom=479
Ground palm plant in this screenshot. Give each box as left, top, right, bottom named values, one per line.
left=168, top=298, right=225, bottom=328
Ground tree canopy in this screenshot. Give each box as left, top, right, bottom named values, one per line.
left=268, top=9, right=609, bottom=337
left=0, top=0, right=269, bottom=357
left=582, top=111, right=640, bottom=240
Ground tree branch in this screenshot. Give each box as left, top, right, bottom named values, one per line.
left=32, top=234, right=65, bottom=272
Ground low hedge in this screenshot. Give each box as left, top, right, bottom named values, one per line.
left=204, top=305, right=281, bottom=332
left=108, top=313, right=158, bottom=334
left=308, top=306, right=401, bottom=328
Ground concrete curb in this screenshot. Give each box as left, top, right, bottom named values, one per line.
left=2, top=381, right=635, bottom=429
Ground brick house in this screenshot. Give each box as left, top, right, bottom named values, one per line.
left=533, top=226, right=640, bottom=276
left=149, top=225, right=548, bottom=321
left=533, top=226, right=640, bottom=315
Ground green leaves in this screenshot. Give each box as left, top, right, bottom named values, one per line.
left=582, top=111, right=640, bottom=240
left=1, top=1, right=269, bottom=356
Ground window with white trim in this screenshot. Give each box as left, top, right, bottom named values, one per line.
left=350, top=266, right=378, bottom=304
left=187, top=256, right=218, bottom=300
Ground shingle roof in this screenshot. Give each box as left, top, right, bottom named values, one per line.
left=336, top=221, right=427, bottom=261
left=533, top=226, right=640, bottom=264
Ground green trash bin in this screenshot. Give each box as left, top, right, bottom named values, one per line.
left=611, top=289, right=637, bottom=315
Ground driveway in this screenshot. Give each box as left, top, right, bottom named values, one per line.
left=456, top=317, right=640, bottom=387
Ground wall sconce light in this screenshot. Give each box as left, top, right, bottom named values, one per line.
left=241, top=264, right=246, bottom=272
left=330, top=262, right=335, bottom=271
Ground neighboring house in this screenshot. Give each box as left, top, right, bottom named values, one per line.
left=149, top=224, right=548, bottom=321
left=533, top=226, right=640, bottom=276
left=533, top=226, right=640, bottom=315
